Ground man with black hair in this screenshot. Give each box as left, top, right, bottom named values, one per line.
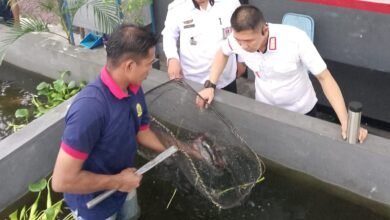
left=52, top=24, right=166, bottom=220
left=197, top=5, right=368, bottom=143
left=162, top=0, right=243, bottom=93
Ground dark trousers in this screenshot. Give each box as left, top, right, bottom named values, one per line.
left=221, top=80, right=237, bottom=94
left=305, top=104, right=318, bottom=117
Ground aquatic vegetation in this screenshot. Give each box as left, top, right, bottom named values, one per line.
left=32, top=71, right=85, bottom=118
left=8, top=178, right=73, bottom=220
left=7, top=71, right=85, bottom=132
left=6, top=108, right=29, bottom=132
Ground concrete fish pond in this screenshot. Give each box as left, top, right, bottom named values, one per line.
left=1, top=32, right=390, bottom=219
left=0, top=62, right=52, bottom=140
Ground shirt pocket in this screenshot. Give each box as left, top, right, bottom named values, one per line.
left=273, top=63, right=298, bottom=79
left=180, top=17, right=201, bottom=40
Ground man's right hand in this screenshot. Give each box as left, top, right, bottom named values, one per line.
left=167, top=58, right=182, bottom=80
left=196, top=88, right=215, bottom=109
left=115, top=168, right=142, bottom=192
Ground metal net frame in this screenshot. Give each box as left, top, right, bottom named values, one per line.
left=143, top=80, right=266, bottom=209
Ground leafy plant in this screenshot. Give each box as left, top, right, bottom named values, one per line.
left=7, top=108, right=30, bottom=132
left=122, top=0, right=152, bottom=25
left=7, top=71, right=85, bottom=131
left=32, top=71, right=85, bottom=118
left=0, top=0, right=152, bottom=63
left=8, top=178, right=74, bottom=220
left=0, top=0, right=120, bottom=63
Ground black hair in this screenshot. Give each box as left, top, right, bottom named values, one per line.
left=106, top=23, right=158, bottom=68
left=231, top=5, right=266, bottom=32
left=192, top=0, right=214, bottom=9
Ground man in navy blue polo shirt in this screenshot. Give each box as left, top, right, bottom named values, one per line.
left=52, top=24, right=166, bottom=220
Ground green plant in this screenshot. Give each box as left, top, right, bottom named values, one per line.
left=0, top=0, right=152, bottom=64
left=6, top=108, right=30, bottom=132
left=7, top=71, right=84, bottom=131
left=32, top=71, right=85, bottom=118
left=8, top=178, right=74, bottom=220
left=122, top=0, right=152, bottom=25
left=0, top=0, right=120, bottom=63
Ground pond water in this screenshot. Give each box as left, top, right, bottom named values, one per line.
left=137, top=158, right=389, bottom=220
left=0, top=62, right=50, bottom=140
left=2, top=157, right=388, bottom=220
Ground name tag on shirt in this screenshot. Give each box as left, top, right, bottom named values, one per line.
left=222, top=27, right=232, bottom=40
left=184, top=24, right=195, bottom=29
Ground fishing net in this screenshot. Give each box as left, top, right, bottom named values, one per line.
left=141, top=80, right=265, bottom=209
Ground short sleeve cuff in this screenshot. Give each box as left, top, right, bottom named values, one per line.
left=221, top=38, right=234, bottom=56
left=310, top=61, right=327, bottom=76
left=61, top=141, right=89, bottom=160
left=139, top=124, right=150, bottom=131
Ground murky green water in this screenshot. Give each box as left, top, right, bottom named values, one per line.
left=137, top=158, right=389, bottom=220
left=0, top=80, right=34, bottom=139
left=0, top=62, right=50, bottom=140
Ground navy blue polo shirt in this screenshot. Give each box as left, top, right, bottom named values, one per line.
left=61, top=66, right=150, bottom=219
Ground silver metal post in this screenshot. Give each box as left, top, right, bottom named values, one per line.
left=86, top=146, right=178, bottom=209
left=347, top=101, right=363, bottom=144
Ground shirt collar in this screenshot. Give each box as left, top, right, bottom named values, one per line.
left=266, top=23, right=277, bottom=51
left=191, top=0, right=212, bottom=11
left=100, top=66, right=140, bottom=99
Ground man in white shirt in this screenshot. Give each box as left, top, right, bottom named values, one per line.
left=162, top=0, right=242, bottom=92
left=196, top=5, right=368, bottom=143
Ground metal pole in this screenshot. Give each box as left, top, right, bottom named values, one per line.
left=347, top=101, right=363, bottom=144
left=86, top=146, right=178, bottom=209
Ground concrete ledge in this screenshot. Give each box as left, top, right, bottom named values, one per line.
left=4, top=30, right=105, bottom=82
left=0, top=98, right=72, bottom=211
left=1, top=31, right=390, bottom=217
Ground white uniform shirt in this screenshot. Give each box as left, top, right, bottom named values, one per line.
left=162, top=0, right=240, bottom=88
left=222, top=23, right=327, bottom=113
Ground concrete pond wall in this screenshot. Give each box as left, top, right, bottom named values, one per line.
left=1, top=31, right=390, bottom=216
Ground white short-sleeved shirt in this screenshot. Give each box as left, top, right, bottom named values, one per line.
left=222, top=23, right=327, bottom=113
left=162, top=0, right=240, bottom=88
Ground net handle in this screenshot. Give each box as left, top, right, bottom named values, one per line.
left=86, top=146, right=178, bottom=209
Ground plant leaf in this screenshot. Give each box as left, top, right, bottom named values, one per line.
left=28, top=191, right=41, bottom=220
left=20, top=206, right=26, bottom=220
left=36, top=82, right=50, bottom=91
left=29, top=179, right=47, bottom=192
left=88, top=0, right=121, bottom=34
left=8, top=209, right=19, bottom=220
left=68, top=81, right=76, bottom=89
left=53, top=80, right=66, bottom=92
left=15, top=109, right=29, bottom=119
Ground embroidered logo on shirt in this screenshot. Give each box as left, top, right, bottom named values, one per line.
left=222, top=27, right=232, bottom=40
left=136, top=103, right=142, bottom=117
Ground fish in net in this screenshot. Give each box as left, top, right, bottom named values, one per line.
left=140, top=80, right=266, bottom=209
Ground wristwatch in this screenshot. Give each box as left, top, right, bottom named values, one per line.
left=204, top=80, right=216, bottom=89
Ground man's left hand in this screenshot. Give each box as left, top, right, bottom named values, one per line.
left=341, top=125, right=368, bottom=144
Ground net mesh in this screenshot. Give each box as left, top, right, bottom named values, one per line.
left=142, top=80, right=265, bottom=209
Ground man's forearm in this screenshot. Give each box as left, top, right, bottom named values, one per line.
left=209, top=49, right=229, bottom=84
left=137, top=128, right=166, bottom=152
left=317, top=69, right=348, bottom=126
left=52, top=170, right=119, bottom=194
